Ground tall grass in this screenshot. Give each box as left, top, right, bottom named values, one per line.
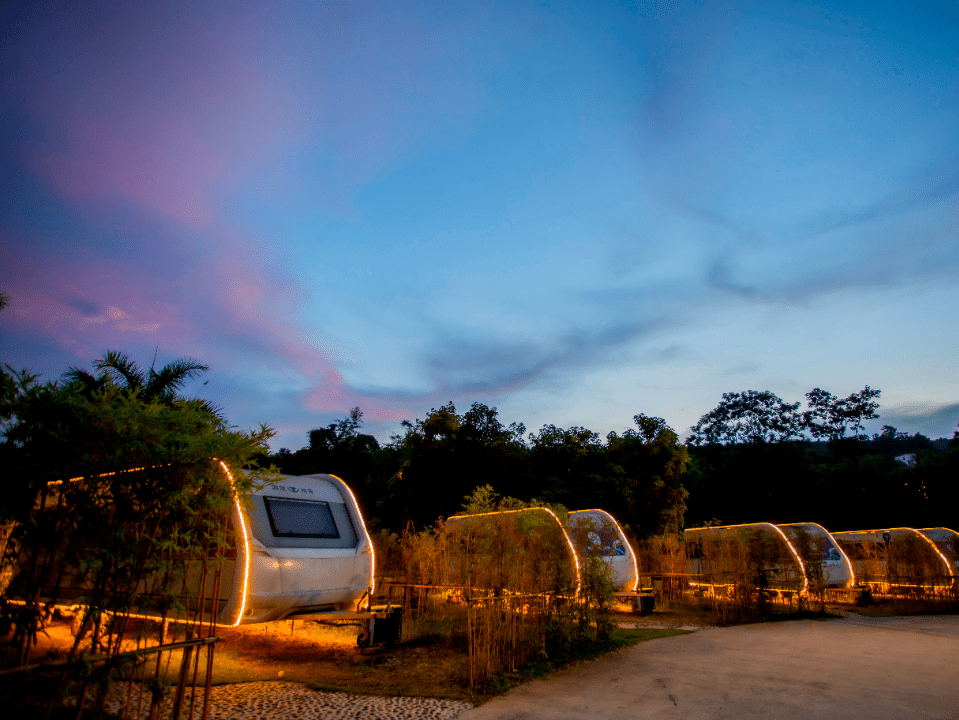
left=373, top=497, right=614, bottom=688
left=835, top=532, right=959, bottom=611
left=373, top=517, right=958, bottom=689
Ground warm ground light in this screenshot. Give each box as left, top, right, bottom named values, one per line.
left=21, top=610, right=690, bottom=705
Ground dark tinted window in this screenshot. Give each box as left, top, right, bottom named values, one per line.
left=264, top=496, right=339, bottom=538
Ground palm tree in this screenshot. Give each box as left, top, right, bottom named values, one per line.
left=63, top=351, right=223, bottom=418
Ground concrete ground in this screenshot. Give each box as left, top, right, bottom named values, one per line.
left=457, top=614, right=959, bottom=720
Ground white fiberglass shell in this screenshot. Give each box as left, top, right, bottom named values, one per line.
left=567, top=510, right=638, bottom=592
left=223, top=472, right=374, bottom=625
left=777, top=523, right=855, bottom=588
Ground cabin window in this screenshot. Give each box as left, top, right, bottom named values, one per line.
left=263, top=497, right=339, bottom=539
left=584, top=531, right=627, bottom=557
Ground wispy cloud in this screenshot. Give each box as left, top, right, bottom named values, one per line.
left=870, top=403, right=959, bottom=440
left=802, top=155, right=959, bottom=237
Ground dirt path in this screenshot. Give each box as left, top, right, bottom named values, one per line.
left=457, top=614, right=959, bottom=719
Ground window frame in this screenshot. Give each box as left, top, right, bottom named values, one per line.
left=262, top=495, right=340, bottom=539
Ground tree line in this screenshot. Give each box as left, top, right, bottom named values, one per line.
left=258, top=386, right=958, bottom=537
left=2, top=327, right=954, bottom=546
left=254, top=403, right=690, bottom=539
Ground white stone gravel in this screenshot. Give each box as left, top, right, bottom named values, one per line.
left=84, top=681, right=474, bottom=720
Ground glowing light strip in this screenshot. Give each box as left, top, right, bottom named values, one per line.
left=917, top=528, right=959, bottom=572
left=779, top=522, right=856, bottom=588
left=449, top=507, right=582, bottom=594
left=328, top=474, right=376, bottom=598
left=918, top=526, right=959, bottom=536
left=914, top=530, right=954, bottom=578
left=48, top=466, right=153, bottom=486
left=769, top=525, right=809, bottom=594
left=219, top=461, right=251, bottom=627
left=686, top=521, right=786, bottom=531
left=571, top=509, right=639, bottom=592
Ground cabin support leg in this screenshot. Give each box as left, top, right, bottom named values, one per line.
left=356, top=618, right=374, bottom=648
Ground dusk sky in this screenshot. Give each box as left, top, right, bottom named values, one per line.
left=2, top=0, right=957, bottom=450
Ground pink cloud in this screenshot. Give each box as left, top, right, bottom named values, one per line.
left=33, top=113, right=225, bottom=228
left=3, top=219, right=410, bottom=425
left=0, top=235, right=189, bottom=361
left=201, top=240, right=429, bottom=420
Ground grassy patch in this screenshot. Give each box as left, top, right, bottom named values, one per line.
left=210, top=620, right=691, bottom=703
left=205, top=621, right=471, bottom=702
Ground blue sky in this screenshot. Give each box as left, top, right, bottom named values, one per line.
left=2, top=0, right=957, bottom=449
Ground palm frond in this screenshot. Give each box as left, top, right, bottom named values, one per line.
left=183, top=396, right=226, bottom=422
left=95, top=351, right=145, bottom=390
left=146, top=358, right=209, bottom=399
left=62, top=366, right=110, bottom=392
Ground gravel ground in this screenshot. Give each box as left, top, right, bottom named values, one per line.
left=77, top=681, right=473, bottom=720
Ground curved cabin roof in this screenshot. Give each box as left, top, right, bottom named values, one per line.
left=568, top=509, right=639, bottom=592
left=778, top=522, right=855, bottom=586
left=917, top=528, right=959, bottom=571
left=832, top=528, right=954, bottom=581
left=446, top=508, right=581, bottom=594
left=684, top=522, right=809, bottom=592
left=567, top=510, right=632, bottom=556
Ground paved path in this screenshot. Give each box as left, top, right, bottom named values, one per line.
left=457, top=614, right=959, bottom=720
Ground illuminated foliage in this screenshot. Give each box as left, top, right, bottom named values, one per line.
left=0, top=359, right=273, bottom=667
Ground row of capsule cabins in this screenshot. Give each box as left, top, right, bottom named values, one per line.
left=684, top=523, right=958, bottom=594
left=217, top=493, right=641, bottom=624
left=224, top=480, right=957, bottom=613
left=30, top=469, right=638, bottom=635
left=41, top=464, right=954, bottom=628
left=220, top=485, right=957, bottom=608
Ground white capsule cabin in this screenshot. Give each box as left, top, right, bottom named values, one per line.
left=831, top=528, right=954, bottom=589
left=566, top=510, right=638, bottom=592
left=918, top=528, right=959, bottom=575
left=223, top=472, right=375, bottom=625
left=28, top=469, right=374, bottom=628
left=777, top=523, right=855, bottom=588
left=684, top=523, right=808, bottom=592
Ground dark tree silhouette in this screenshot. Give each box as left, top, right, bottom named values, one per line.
left=802, top=386, right=881, bottom=439
left=688, top=390, right=802, bottom=445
